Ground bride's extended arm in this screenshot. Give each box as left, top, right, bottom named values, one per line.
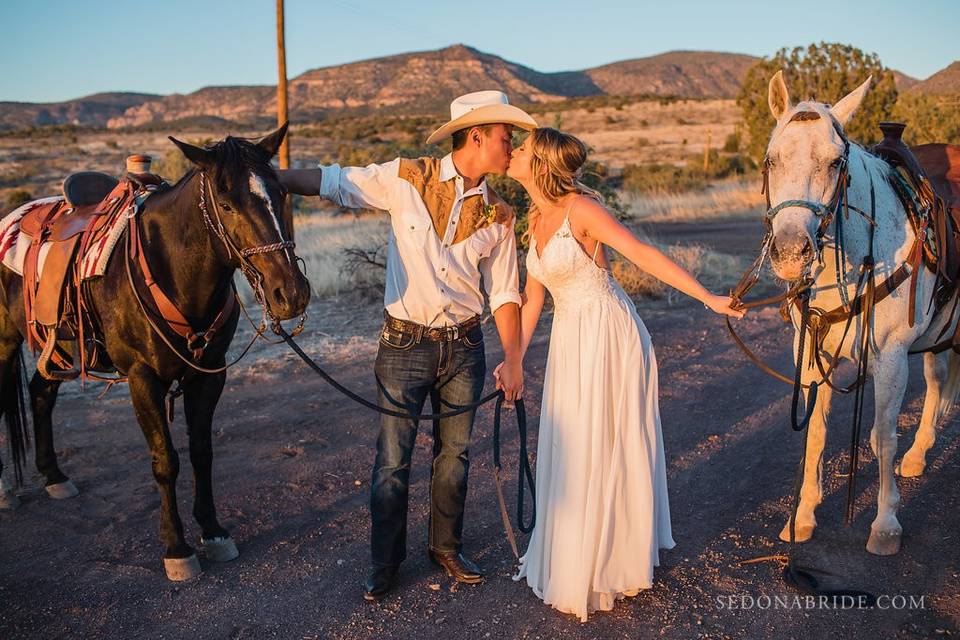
left=575, top=198, right=743, bottom=317
left=520, top=274, right=546, bottom=358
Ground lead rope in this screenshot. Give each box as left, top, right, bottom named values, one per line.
left=272, top=325, right=536, bottom=553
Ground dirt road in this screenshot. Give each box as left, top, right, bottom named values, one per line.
left=1, top=288, right=958, bottom=639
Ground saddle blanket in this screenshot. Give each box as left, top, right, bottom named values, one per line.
left=0, top=196, right=130, bottom=282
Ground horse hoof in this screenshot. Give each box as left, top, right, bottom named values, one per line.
left=163, top=554, right=202, bottom=581
left=896, top=458, right=925, bottom=478
left=201, top=536, right=239, bottom=562
left=866, top=529, right=902, bottom=556
left=45, top=480, right=79, bottom=500
left=778, top=522, right=815, bottom=543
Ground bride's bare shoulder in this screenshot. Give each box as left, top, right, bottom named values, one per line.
left=569, top=195, right=615, bottom=231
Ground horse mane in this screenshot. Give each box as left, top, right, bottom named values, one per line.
left=205, top=136, right=276, bottom=192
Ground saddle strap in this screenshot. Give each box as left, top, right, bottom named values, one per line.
left=819, top=256, right=915, bottom=325
left=128, top=210, right=235, bottom=360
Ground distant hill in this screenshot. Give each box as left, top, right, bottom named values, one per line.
left=106, top=45, right=760, bottom=128
left=892, top=70, right=919, bottom=92
left=585, top=51, right=757, bottom=98
left=1, top=46, right=950, bottom=131
left=910, top=61, right=960, bottom=95
left=0, top=92, right=159, bottom=131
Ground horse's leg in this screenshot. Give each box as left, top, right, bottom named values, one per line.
left=0, top=307, right=25, bottom=510
left=182, top=370, right=238, bottom=563
left=779, top=363, right=834, bottom=543
left=899, top=349, right=960, bottom=477
left=28, top=373, right=78, bottom=499
left=866, top=349, right=908, bottom=556
left=128, top=362, right=200, bottom=580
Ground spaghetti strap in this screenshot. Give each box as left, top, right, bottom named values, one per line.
left=591, top=240, right=602, bottom=265
left=562, top=197, right=576, bottom=225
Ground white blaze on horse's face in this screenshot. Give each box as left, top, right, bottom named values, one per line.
left=764, top=71, right=872, bottom=281
left=248, top=171, right=291, bottom=263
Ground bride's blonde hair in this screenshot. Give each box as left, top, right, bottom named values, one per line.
left=522, top=127, right=603, bottom=245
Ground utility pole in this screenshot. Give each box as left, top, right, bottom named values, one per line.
left=276, top=0, right=290, bottom=170
left=703, top=128, right=712, bottom=176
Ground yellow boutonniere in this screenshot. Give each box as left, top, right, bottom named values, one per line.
left=482, top=203, right=499, bottom=226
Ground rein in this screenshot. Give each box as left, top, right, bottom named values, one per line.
left=273, top=324, right=536, bottom=553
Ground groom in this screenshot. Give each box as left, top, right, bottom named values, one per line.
left=280, top=90, right=535, bottom=600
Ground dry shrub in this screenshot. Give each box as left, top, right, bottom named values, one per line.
left=612, top=241, right=745, bottom=302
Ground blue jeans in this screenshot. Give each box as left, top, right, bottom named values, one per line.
left=370, top=319, right=486, bottom=568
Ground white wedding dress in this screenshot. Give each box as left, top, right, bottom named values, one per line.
left=513, top=208, right=675, bottom=622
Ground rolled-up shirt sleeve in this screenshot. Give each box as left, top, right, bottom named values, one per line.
left=481, top=219, right=523, bottom=313
left=318, top=158, right=401, bottom=212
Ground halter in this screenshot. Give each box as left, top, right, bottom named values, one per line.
left=197, top=171, right=303, bottom=329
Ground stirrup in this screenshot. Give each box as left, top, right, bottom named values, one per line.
left=36, top=333, right=80, bottom=381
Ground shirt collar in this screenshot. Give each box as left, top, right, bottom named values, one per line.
left=441, top=153, right=488, bottom=200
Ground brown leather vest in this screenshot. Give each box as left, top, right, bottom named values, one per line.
left=398, top=157, right=514, bottom=245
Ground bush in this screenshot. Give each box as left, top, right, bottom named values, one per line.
left=737, top=42, right=898, bottom=162
left=722, top=132, right=740, bottom=153
left=4, top=189, right=32, bottom=211
left=893, top=93, right=960, bottom=145
left=155, top=138, right=212, bottom=182
left=622, top=163, right=708, bottom=194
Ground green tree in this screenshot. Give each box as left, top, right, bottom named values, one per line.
left=892, top=93, right=960, bottom=145
left=736, top=42, right=898, bottom=162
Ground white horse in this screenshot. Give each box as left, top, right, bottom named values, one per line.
left=763, top=71, right=960, bottom=555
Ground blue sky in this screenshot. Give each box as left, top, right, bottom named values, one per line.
left=1, top=0, right=957, bottom=103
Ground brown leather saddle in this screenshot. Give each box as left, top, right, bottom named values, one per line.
left=871, top=124, right=960, bottom=285
left=19, top=172, right=153, bottom=380
left=870, top=123, right=960, bottom=351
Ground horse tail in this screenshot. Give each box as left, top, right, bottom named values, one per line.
left=936, top=350, right=960, bottom=424
left=2, top=347, right=29, bottom=487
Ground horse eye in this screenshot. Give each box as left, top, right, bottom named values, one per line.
left=218, top=201, right=234, bottom=212
left=829, top=157, right=843, bottom=169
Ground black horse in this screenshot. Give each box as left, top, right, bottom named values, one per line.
left=0, top=125, right=310, bottom=580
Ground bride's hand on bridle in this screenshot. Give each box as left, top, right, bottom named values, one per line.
left=705, top=294, right=746, bottom=319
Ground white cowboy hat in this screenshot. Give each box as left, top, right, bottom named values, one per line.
left=426, top=90, right=538, bottom=145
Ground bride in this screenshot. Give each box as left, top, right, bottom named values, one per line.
left=497, top=128, right=743, bottom=621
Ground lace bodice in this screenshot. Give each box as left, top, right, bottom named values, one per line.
left=525, top=214, right=621, bottom=311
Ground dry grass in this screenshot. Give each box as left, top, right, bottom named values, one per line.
left=550, top=99, right=739, bottom=167
left=611, top=242, right=746, bottom=302
left=624, top=178, right=765, bottom=222
left=235, top=211, right=389, bottom=306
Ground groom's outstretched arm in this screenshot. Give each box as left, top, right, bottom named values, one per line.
left=278, top=169, right=321, bottom=196
left=278, top=159, right=400, bottom=211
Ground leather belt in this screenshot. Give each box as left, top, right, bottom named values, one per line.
left=383, top=310, right=480, bottom=343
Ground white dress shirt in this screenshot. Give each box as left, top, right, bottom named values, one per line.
left=319, top=153, right=522, bottom=327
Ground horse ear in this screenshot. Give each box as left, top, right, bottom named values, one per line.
left=169, top=136, right=213, bottom=167
left=768, top=70, right=792, bottom=121
left=829, top=76, right=873, bottom=126
left=257, top=123, right=288, bottom=158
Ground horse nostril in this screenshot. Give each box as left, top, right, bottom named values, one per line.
left=272, top=287, right=289, bottom=309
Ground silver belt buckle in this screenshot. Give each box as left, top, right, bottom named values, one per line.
left=449, top=325, right=459, bottom=341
